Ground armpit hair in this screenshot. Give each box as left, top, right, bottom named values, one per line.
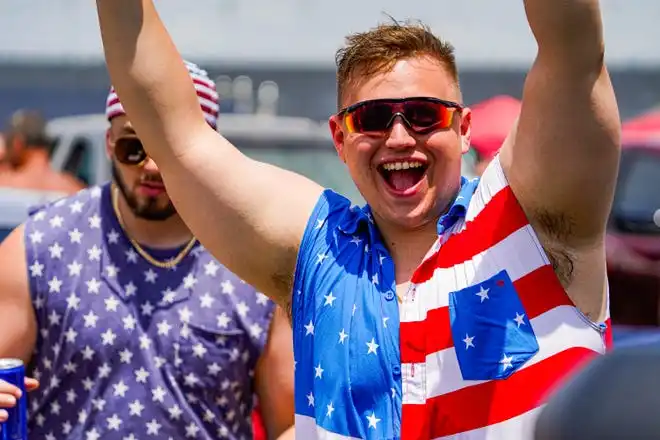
left=533, top=208, right=577, bottom=288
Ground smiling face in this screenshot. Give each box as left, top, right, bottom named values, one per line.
left=107, top=115, right=177, bottom=221
left=330, top=56, right=471, bottom=232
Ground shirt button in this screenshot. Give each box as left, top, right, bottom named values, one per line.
left=384, top=290, right=396, bottom=301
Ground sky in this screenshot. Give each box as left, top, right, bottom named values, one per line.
left=1, top=0, right=658, bottom=68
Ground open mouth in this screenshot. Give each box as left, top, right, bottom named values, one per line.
left=377, top=160, right=428, bottom=194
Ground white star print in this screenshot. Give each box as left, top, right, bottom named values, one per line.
left=192, top=343, right=207, bottom=358
left=48, top=276, right=62, bottom=293
left=86, top=278, right=101, bottom=294
left=249, top=323, right=264, bottom=339
left=30, top=230, right=44, bottom=244
left=85, top=428, right=100, bottom=440
left=151, top=386, right=166, bottom=403
left=314, top=363, right=324, bottom=379
left=49, top=215, right=64, bottom=228
left=29, top=260, right=44, bottom=277
left=317, top=253, right=328, bottom=264
left=208, top=363, right=222, bottom=376
left=204, top=261, right=219, bottom=276
left=48, top=242, right=63, bottom=259
left=140, top=301, right=154, bottom=316
left=383, top=316, right=390, bottom=328
left=101, top=329, right=117, bottom=346
left=105, top=296, right=120, bottom=312
left=256, top=292, right=269, bottom=305
left=82, top=377, right=94, bottom=391
left=514, top=312, right=526, bottom=328
left=306, top=392, right=314, bottom=407
left=146, top=419, right=161, bottom=435
left=87, top=245, right=102, bottom=261
left=500, top=354, right=514, bottom=370
left=323, top=292, right=337, bottom=306
left=124, top=282, right=137, bottom=297
left=236, top=301, right=249, bottom=317
left=81, top=346, right=95, bottom=361
left=183, top=273, right=198, bottom=289
left=326, top=402, right=335, bottom=417
left=98, top=363, right=111, bottom=378
left=107, top=229, right=120, bottom=244
left=68, top=228, right=83, bottom=244
left=168, top=405, right=183, bottom=420
left=463, top=333, right=475, bottom=349
left=221, top=279, right=234, bottom=294
left=216, top=313, right=231, bottom=328
left=113, top=381, right=129, bottom=397
left=366, top=338, right=379, bottom=355
left=156, top=320, right=172, bottom=336
left=66, top=293, right=81, bottom=310
left=199, top=292, right=214, bottom=308
left=129, top=400, right=144, bottom=416
left=185, top=423, right=200, bottom=438
left=67, top=261, right=82, bottom=276
left=88, top=214, right=102, bottom=229
left=125, top=248, right=138, bottom=263
left=139, top=334, right=152, bottom=350
left=304, top=320, right=315, bottom=336
left=105, top=264, right=119, bottom=278
left=134, top=368, right=150, bottom=384
left=144, top=269, right=157, bottom=283
left=64, top=328, right=78, bottom=343
left=338, top=329, right=348, bottom=344
left=366, top=412, right=381, bottom=429
left=66, top=389, right=77, bottom=403
left=48, top=310, right=61, bottom=326
left=123, top=315, right=137, bottom=331
left=476, top=286, right=490, bottom=302
left=69, top=200, right=84, bottom=213
left=119, top=348, right=133, bottom=364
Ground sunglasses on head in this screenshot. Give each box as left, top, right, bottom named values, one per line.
left=114, top=136, right=148, bottom=166
left=337, top=97, right=464, bottom=135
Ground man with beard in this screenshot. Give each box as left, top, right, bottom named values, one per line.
left=0, top=61, right=295, bottom=440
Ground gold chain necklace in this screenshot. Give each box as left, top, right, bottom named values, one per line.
left=111, top=185, right=197, bottom=269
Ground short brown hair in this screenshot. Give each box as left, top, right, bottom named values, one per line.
left=335, top=19, right=459, bottom=109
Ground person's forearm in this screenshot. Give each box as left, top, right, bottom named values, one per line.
left=95, top=0, right=208, bottom=161
left=523, top=0, right=604, bottom=64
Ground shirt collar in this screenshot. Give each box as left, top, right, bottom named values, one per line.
left=436, top=176, right=479, bottom=234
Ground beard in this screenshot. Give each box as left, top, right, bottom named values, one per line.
left=111, top=162, right=177, bottom=221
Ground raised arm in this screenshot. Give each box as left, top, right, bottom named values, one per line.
left=95, top=0, right=324, bottom=306
left=499, top=0, right=621, bottom=247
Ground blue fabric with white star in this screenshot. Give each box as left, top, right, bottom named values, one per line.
left=449, top=269, right=540, bottom=381
left=22, top=183, right=275, bottom=440
left=292, top=179, right=477, bottom=439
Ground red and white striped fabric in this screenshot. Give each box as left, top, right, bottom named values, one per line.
left=398, top=156, right=612, bottom=439
left=105, top=60, right=220, bottom=128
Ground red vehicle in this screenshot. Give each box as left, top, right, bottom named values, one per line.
left=607, top=124, right=660, bottom=333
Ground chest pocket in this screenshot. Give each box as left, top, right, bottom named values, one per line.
left=173, top=308, right=254, bottom=401
left=448, top=270, right=539, bottom=380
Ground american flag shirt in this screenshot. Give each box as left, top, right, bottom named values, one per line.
left=292, top=157, right=610, bottom=439
left=23, top=183, right=275, bottom=440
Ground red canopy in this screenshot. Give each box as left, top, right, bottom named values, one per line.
left=622, top=107, right=660, bottom=145
left=469, top=95, right=521, bottom=158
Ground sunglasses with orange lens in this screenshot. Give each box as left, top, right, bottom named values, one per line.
left=338, top=97, right=463, bottom=135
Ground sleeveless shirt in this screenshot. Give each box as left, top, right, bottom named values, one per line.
left=292, top=156, right=610, bottom=440
left=23, top=183, right=275, bottom=440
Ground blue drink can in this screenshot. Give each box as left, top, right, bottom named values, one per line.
left=0, top=359, right=27, bottom=440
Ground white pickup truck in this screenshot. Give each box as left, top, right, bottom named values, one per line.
left=0, top=113, right=477, bottom=242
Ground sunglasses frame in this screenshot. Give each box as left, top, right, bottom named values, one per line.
left=337, top=96, right=464, bottom=135
left=113, top=136, right=148, bottom=167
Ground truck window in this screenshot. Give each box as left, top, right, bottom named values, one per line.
left=63, top=138, right=93, bottom=185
